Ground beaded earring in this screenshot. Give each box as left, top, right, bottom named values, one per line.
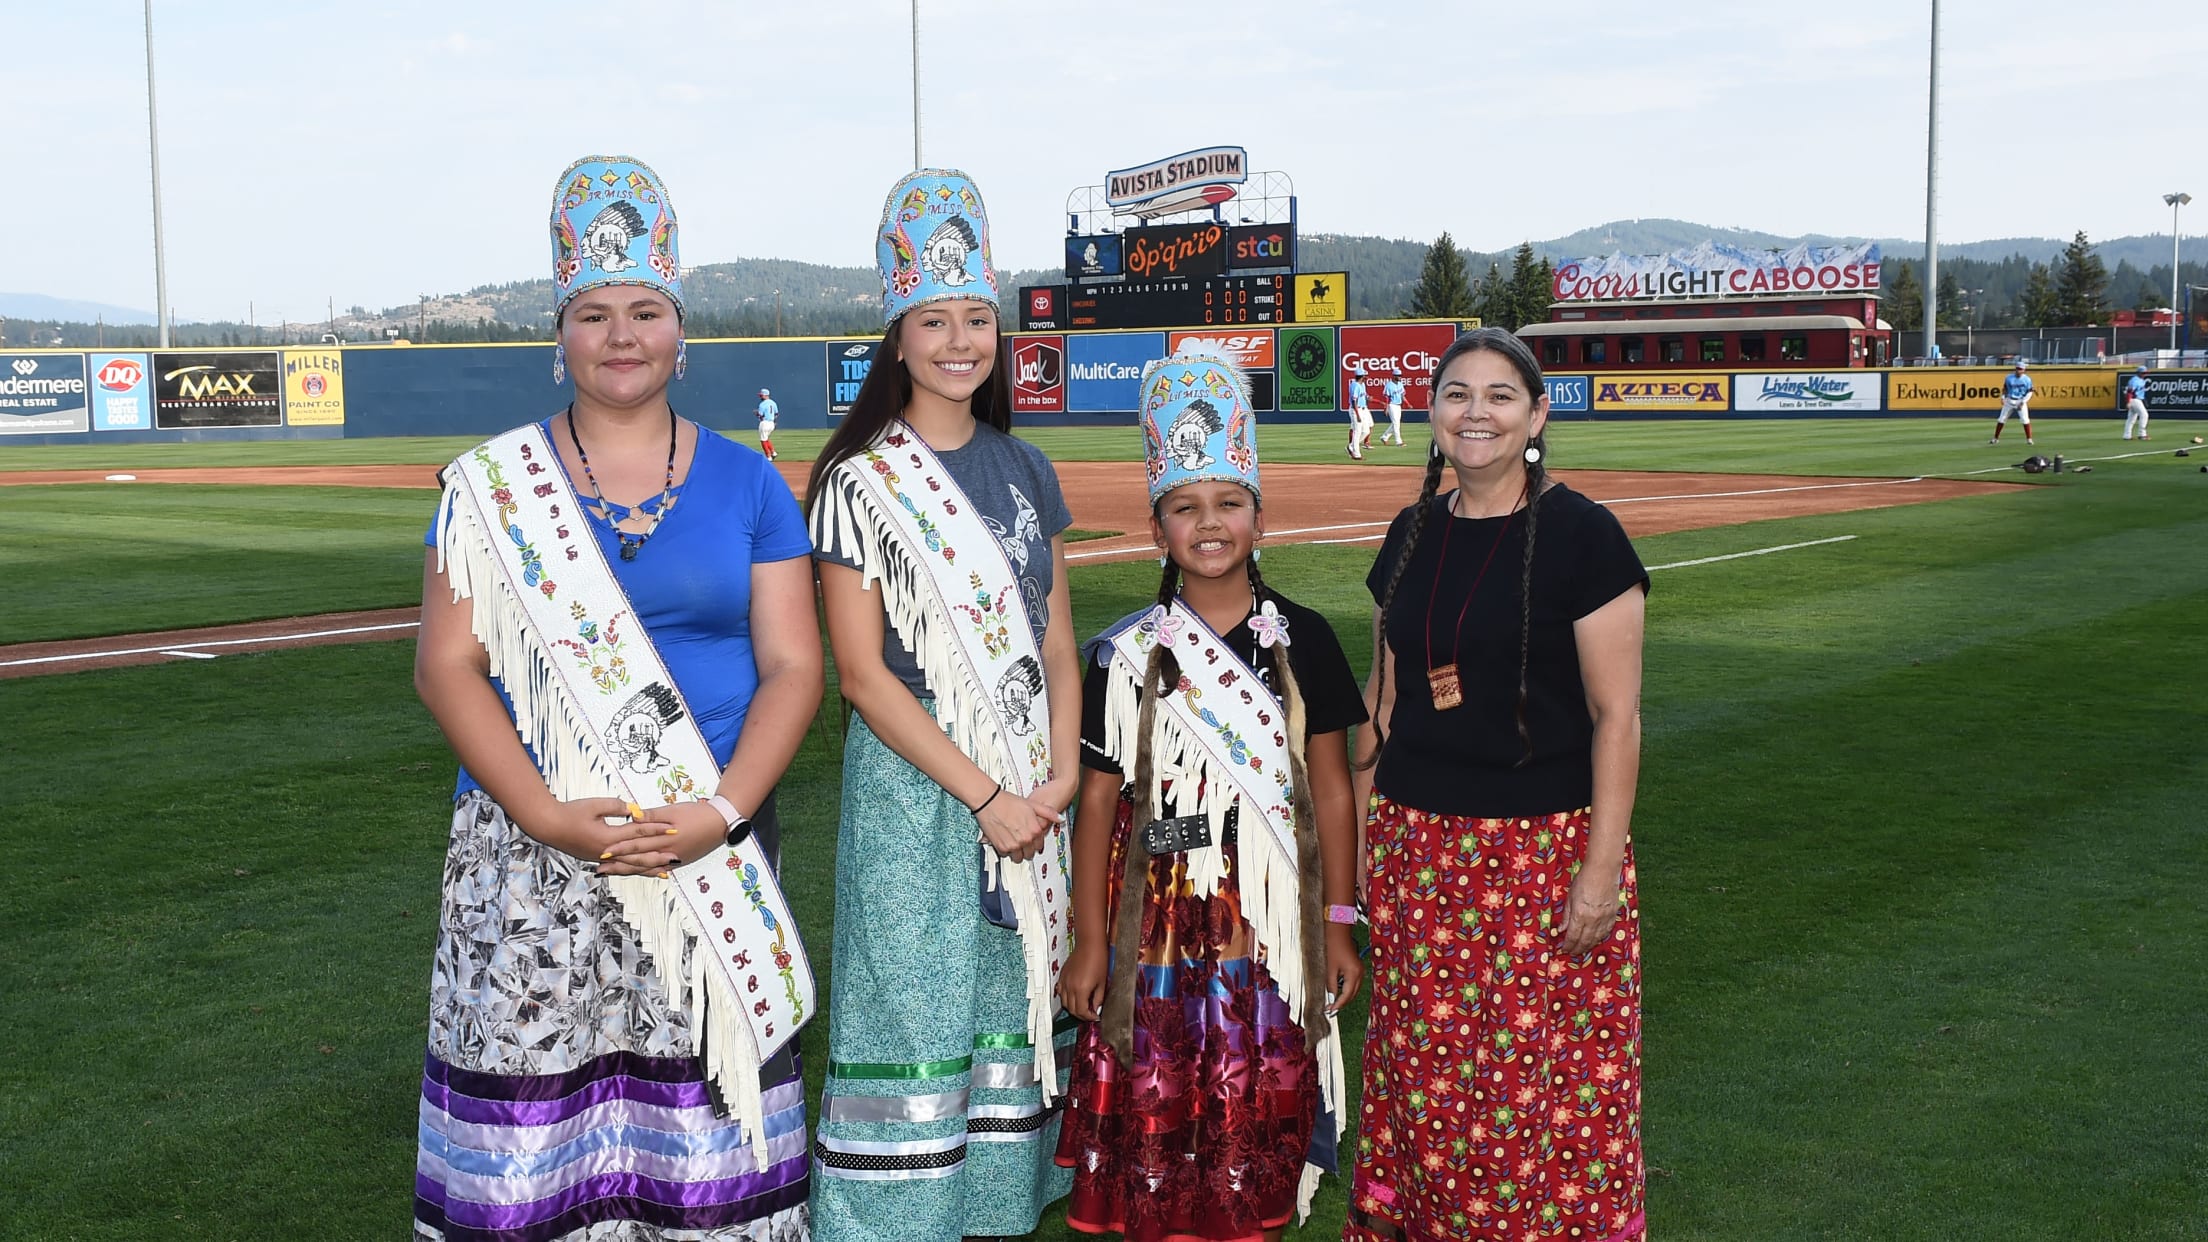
left=674, top=339, right=687, bottom=381
left=551, top=343, right=566, bottom=385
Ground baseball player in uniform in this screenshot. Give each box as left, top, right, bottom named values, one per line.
left=755, top=388, right=779, bottom=460
left=1991, top=361, right=2035, bottom=446
left=1381, top=374, right=1407, bottom=445
left=1347, top=362, right=1373, bottom=459
left=2122, top=366, right=2151, bottom=441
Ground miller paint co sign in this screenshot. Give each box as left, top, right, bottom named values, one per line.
left=1104, top=146, right=1247, bottom=218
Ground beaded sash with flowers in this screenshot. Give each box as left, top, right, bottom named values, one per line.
left=810, top=422, right=1073, bottom=1094
left=434, top=422, right=813, bottom=1165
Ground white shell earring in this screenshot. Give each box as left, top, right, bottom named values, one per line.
left=1524, top=445, right=1542, bottom=464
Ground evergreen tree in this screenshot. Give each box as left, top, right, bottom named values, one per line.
left=2053, top=230, right=2110, bottom=325
left=1936, top=271, right=1965, bottom=329
left=2018, top=263, right=2059, bottom=327
left=1409, top=231, right=1475, bottom=319
left=1505, top=241, right=1549, bottom=331
left=1471, top=261, right=1510, bottom=329
left=1886, top=263, right=1923, bottom=332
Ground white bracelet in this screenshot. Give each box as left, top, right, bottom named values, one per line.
left=705, top=794, right=743, bottom=828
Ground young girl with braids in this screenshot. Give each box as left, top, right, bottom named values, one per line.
left=1345, top=327, right=1650, bottom=1242
left=1055, top=346, right=1366, bottom=1242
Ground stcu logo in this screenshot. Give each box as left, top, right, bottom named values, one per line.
left=1029, top=289, right=1055, bottom=315
left=10, top=359, right=36, bottom=376
left=97, top=359, right=144, bottom=390
left=1285, top=334, right=1327, bottom=382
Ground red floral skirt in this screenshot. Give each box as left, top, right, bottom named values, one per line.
left=1346, top=798, right=1644, bottom=1242
left=1054, top=792, right=1320, bottom=1242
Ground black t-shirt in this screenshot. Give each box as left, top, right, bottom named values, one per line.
left=1365, top=483, right=1647, bottom=817
left=1081, top=587, right=1368, bottom=776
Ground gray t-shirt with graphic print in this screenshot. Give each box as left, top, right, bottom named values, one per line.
left=814, top=422, right=1073, bottom=698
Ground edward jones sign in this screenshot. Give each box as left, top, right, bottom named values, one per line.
left=1888, top=368, right=2116, bottom=411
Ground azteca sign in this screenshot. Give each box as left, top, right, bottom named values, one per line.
left=1553, top=242, right=1882, bottom=303
left=1105, top=146, right=1247, bottom=214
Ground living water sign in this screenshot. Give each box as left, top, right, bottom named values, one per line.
left=1735, top=371, right=1883, bottom=412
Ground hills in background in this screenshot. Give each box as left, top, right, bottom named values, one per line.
left=8, top=219, right=2203, bottom=347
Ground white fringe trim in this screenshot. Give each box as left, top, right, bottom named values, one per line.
left=811, top=468, right=1062, bottom=1098
left=1099, top=652, right=1346, bottom=1146
left=437, top=479, right=773, bottom=1166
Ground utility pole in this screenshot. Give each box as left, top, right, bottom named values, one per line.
left=1922, top=0, right=1940, bottom=362
left=145, top=0, right=171, bottom=349
left=911, top=0, right=922, bottom=167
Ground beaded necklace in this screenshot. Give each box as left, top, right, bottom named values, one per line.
left=566, top=403, right=679, bottom=561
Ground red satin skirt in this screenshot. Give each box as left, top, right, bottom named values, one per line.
left=1346, top=799, right=1645, bottom=1242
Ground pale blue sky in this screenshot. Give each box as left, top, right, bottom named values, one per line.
left=8, top=0, right=2200, bottom=321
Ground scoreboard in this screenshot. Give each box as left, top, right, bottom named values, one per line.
left=1020, top=274, right=1290, bottom=332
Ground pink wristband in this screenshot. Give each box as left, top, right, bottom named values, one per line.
left=1326, top=904, right=1361, bottom=925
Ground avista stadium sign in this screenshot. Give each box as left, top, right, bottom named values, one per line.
left=1553, top=242, right=1882, bottom=303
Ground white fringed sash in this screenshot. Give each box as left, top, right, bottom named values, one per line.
left=810, top=423, right=1072, bottom=1094
left=435, top=425, right=814, bottom=1165
left=1099, top=601, right=1346, bottom=1217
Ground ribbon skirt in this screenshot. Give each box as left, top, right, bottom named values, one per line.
left=415, top=792, right=810, bottom=1241
left=1347, top=799, right=1644, bottom=1242
left=807, top=714, right=1073, bottom=1242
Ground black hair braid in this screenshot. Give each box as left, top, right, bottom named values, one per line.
left=1357, top=444, right=1448, bottom=772
left=1512, top=437, right=1548, bottom=767
left=1248, top=559, right=1331, bottom=1038
left=1102, top=555, right=1182, bottom=1062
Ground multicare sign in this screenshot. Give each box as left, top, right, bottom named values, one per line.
left=1067, top=331, right=1166, bottom=413
left=1735, top=371, right=1882, bottom=412
left=1010, top=335, right=1066, bottom=413
left=1104, top=145, right=1247, bottom=215
left=0, top=353, right=89, bottom=434
left=1591, top=373, right=1732, bottom=412
left=1552, top=243, right=1883, bottom=303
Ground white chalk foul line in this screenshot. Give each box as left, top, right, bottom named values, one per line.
left=0, top=621, right=420, bottom=669
left=157, top=650, right=220, bottom=660
left=1644, top=535, right=1857, bottom=571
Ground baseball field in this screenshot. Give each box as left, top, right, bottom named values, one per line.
left=2, top=415, right=2202, bottom=1238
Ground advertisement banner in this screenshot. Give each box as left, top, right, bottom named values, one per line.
left=154, top=351, right=283, bottom=428
left=1591, top=373, right=1732, bottom=412
left=1010, top=335, right=1066, bottom=413
left=1543, top=374, right=1592, bottom=414
left=2140, top=369, right=2208, bottom=416
left=88, top=352, right=154, bottom=431
left=1340, top=323, right=1457, bottom=410
left=1887, top=367, right=2116, bottom=411
left=825, top=338, right=878, bottom=415
left=1225, top=225, right=1295, bottom=270
left=1278, top=328, right=1337, bottom=412
left=0, top=353, right=90, bottom=434
left=1168, top=329, right=1275, bottom=410
left=1292, top=272, right=1349, bottom=323
left=1067, top=331, right=1166, bottom=413
left=1552, top=242, right=1882, bottom=303
left=1019, top=285, right=1070, bottom=332
left=1065, top=234, right=1124, bottom=280
left=281, top=349, right=346, bottom=426
left=1105, top=146, right=1247, bottom=209
left=1121, top=222, right=1231, bottom=280
left=1734, top=371, right=1882, bottom=412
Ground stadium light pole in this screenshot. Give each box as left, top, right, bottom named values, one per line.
left=910, top=0, right=922, bottom=167
left=2165, top=192, right=2190, bottom=352
left=144, top=0, right=171, bottom=349
left=1922, top=0, right=1939, bottom=362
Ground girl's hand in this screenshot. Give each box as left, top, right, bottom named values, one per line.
left=525, top=798, right=674, bottom=874
left=1324, top=924, right=1364, bottom=1015
left=1059, top=940, right=1109, bottom=1021
left=625, top=801, right=733, bottom=873
left=976, top=789, right=1055, bottom=862
left=1558, top=866, right=1624, bottom=957
left=1030, top=773, right=1079, bottom=823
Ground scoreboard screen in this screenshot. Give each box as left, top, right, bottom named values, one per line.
left=1055, top=274, right=1289, bottom=331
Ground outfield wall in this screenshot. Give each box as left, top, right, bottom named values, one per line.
left=1, top=330, right=2199, bottom=447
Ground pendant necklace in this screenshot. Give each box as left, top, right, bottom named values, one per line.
left=567, top=404, right=679, bottom=561
left=1422, top=480, right=1528, bottom=711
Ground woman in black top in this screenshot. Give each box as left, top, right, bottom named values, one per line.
left=1344, top=328, right=1651, bottom=1242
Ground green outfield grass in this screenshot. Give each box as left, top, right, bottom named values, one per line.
left=2, top=413, right=2189, bottom=476
left=1, top=426, right=2203, bottom=1238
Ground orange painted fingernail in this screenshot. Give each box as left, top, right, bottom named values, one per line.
left=666, top=828, right=679, bottom=835
left=599, top=852, right=612, bottom=860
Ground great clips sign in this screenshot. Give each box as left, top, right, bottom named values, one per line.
left=1338, top=323, right=1457, bottom=410
left=1552, top=242, right=1882, bottom=302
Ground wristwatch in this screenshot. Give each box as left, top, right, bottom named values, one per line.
left=707, top=794, right=752, bottom=848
